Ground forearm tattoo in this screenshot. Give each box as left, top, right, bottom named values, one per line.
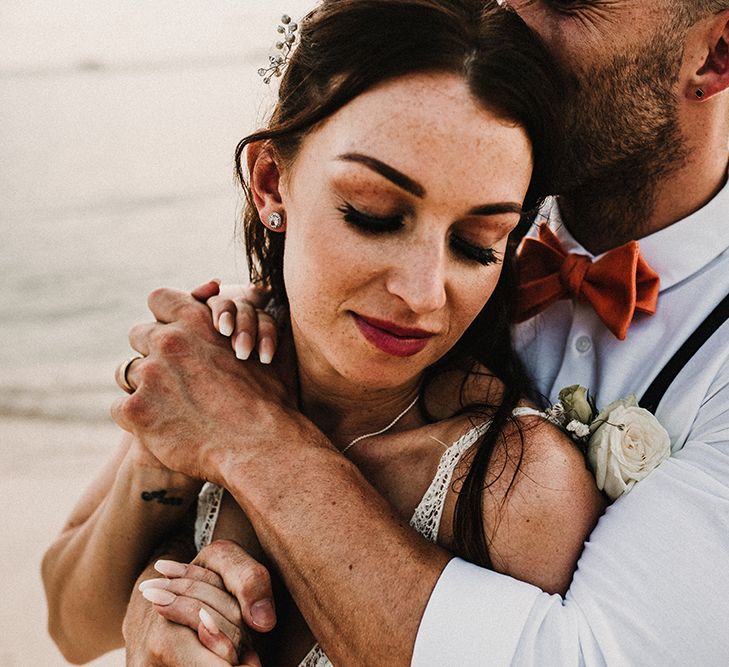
left=140, top=489, right=184, bottom=506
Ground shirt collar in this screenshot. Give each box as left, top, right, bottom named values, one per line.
left=543, top=176, right=729, bottom=292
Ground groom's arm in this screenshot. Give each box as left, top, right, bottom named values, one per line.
left=221, top=440, right=451, bottom=665
left=117, top=289, right=729, bottom=666
left=218, top=367, right=729, bottom=666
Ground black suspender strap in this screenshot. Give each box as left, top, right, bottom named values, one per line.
left=640, top=291, right=729, bottom=414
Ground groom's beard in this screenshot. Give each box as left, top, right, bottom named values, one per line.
left=554, top=30, right=689, bottom=252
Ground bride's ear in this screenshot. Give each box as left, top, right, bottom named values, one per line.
left=247, top=140, right=287, bottom=232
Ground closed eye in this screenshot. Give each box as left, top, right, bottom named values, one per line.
left=338, top=203, right=404, bottom=233
left=339, top=202, right=501, bottom=267
left=450, top=234, right=500, bottom=266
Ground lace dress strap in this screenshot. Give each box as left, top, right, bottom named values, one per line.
left=409, top=421, right=492, bottom=542
left=194, top=482, right=225, bottom=552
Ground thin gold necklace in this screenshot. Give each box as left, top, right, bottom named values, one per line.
left=341, top=394, right=419, bottom=455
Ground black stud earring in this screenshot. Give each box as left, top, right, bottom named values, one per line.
left=696, top=88, right=705, bottom=99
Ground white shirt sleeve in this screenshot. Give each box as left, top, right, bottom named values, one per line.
left=413, top=369, right=729, bottom=666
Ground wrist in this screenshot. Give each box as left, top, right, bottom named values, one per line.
left=219, top=409, right=334, bottom=513
left=117, top=456, right=202, bottom=519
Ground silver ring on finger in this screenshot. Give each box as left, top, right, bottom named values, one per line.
left=116, top=355, right=144, bottom=394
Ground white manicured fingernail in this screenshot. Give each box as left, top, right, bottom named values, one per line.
left=138, top=578, right=170, bottom=592
left=199, top=608, right=220, bottom=635
left=141, top=588, right=176, bottom=606
left=154, top=559, right=186, bottom=577
left=236, top=332, right=254, bottom=361
left=259, top=337, right=274, bottom=365
left=218, top=312, right=234, bottom=337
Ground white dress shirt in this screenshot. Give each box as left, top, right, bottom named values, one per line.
left=412, top=184, right=729, bottom=665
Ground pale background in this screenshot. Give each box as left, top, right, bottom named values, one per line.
left=0, top=1, right=313, bottom=664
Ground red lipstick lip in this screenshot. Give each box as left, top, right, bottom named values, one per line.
left=354, top=315, right=435, bottom=338
left=352, top=313, right=435, bottom=358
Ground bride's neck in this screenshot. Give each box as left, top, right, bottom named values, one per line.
left=296, top=362, right=422, bottom=451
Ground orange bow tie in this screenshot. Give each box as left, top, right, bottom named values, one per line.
left=515, top=224, right=660, bottom=340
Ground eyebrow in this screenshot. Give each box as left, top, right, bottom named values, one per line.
left=337, top=151, right=523, bottom=216
left=338, top=153, right=426, bottom=198
left=468, top=202, right=523, bottom=216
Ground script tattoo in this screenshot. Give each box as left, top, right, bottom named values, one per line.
left=141, top=489, right=184, bottom=506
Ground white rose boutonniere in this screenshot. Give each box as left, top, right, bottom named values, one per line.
left=548, top=387, right=671, bottom=502
left=587, top=396, right=670, bottom=501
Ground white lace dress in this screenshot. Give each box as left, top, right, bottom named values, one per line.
left=194, top=407, right=540, bottom=667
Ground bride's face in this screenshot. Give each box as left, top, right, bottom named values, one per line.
left=276, top=71, right=532, bottom=390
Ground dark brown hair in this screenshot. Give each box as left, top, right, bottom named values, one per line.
left=235, top=0, right=563, bottom=566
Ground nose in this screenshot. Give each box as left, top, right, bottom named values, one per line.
left=385, top=238, right=447, bottom=314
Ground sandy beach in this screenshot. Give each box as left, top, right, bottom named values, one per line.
left=2, top=418, right=125, bottom=666
left=0, top=1, right=313, bottom=663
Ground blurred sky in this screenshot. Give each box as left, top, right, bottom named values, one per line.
left=0, top=1, right=313, bottom=421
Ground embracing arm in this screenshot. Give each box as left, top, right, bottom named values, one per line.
left=220, top=428, right=450, bottom=666
left=41, top=433, right=200, bottom=663
left=220, top=411, right=729, bottom=666
left=116, top=288, right=729, bottom=666
left=219, top=412, right=605, bottom=665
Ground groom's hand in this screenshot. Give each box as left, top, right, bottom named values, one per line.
left=111, top=288, right=306, bottom=485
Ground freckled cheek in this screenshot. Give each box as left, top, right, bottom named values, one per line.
left=283, top=218, right=379, bottom=316
left=446, top=267, right=503, bottom=341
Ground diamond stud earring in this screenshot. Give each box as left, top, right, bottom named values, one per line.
left=267, top=211, right=284, bottom=230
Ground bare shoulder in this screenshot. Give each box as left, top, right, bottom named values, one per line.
left=455, top=407, right=606, bottom=595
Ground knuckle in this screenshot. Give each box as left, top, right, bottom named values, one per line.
left=178, top=577, right=197, bottom=597
left=154, top=328, right=188, bottom=356
left=239, top=563, right=271, bottom=597
left=234, top=303, right=257, bottom=325
left=137, top=359, right=162, bottom=390
left=182, top=299, right=211, bottom=325
left=123, top=393, right=151, bottom=427
left=210, top=538, right=238, bottom=556
left=128, top=322, right=146, bottom=340
left=257, top=319, right=277, bottom=339
left=147, top=287, right=169, bottom=304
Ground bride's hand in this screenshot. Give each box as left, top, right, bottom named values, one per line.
left=191, top=280, right=278, bottom=364
left=138, top=540, right=274, bottom=666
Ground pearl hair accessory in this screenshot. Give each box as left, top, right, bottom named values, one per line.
left=268, top=211, right=284, bottom=230
left=341, top=395, right=419, bottom=455
left=258, top=15, right=298, bottom=84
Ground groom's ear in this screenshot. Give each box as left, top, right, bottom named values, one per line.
left=247, top=140, right=285, bottom=220
left=685, top=10, right=729, bottom=101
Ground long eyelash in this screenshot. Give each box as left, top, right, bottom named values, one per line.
left=450, top=234, right=500, bottom=266
left=338, top=203, right=404, bottom=233
left=338, top=202, right=499, bottom=266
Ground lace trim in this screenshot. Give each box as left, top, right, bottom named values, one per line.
left=408, top=408, right=544, bottom=543
left=299, top=645, right=331, bottom=667
left=194, top=482, right=225, bottom=552
left=409, top=422, right=491, bottom=542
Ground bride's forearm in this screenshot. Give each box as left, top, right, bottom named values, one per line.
left=42, top=449, right=199, bottom=663
left=221, top=424, right=450, bottom=666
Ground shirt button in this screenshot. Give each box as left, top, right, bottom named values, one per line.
left=575, top=335, right=592, bottom=353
